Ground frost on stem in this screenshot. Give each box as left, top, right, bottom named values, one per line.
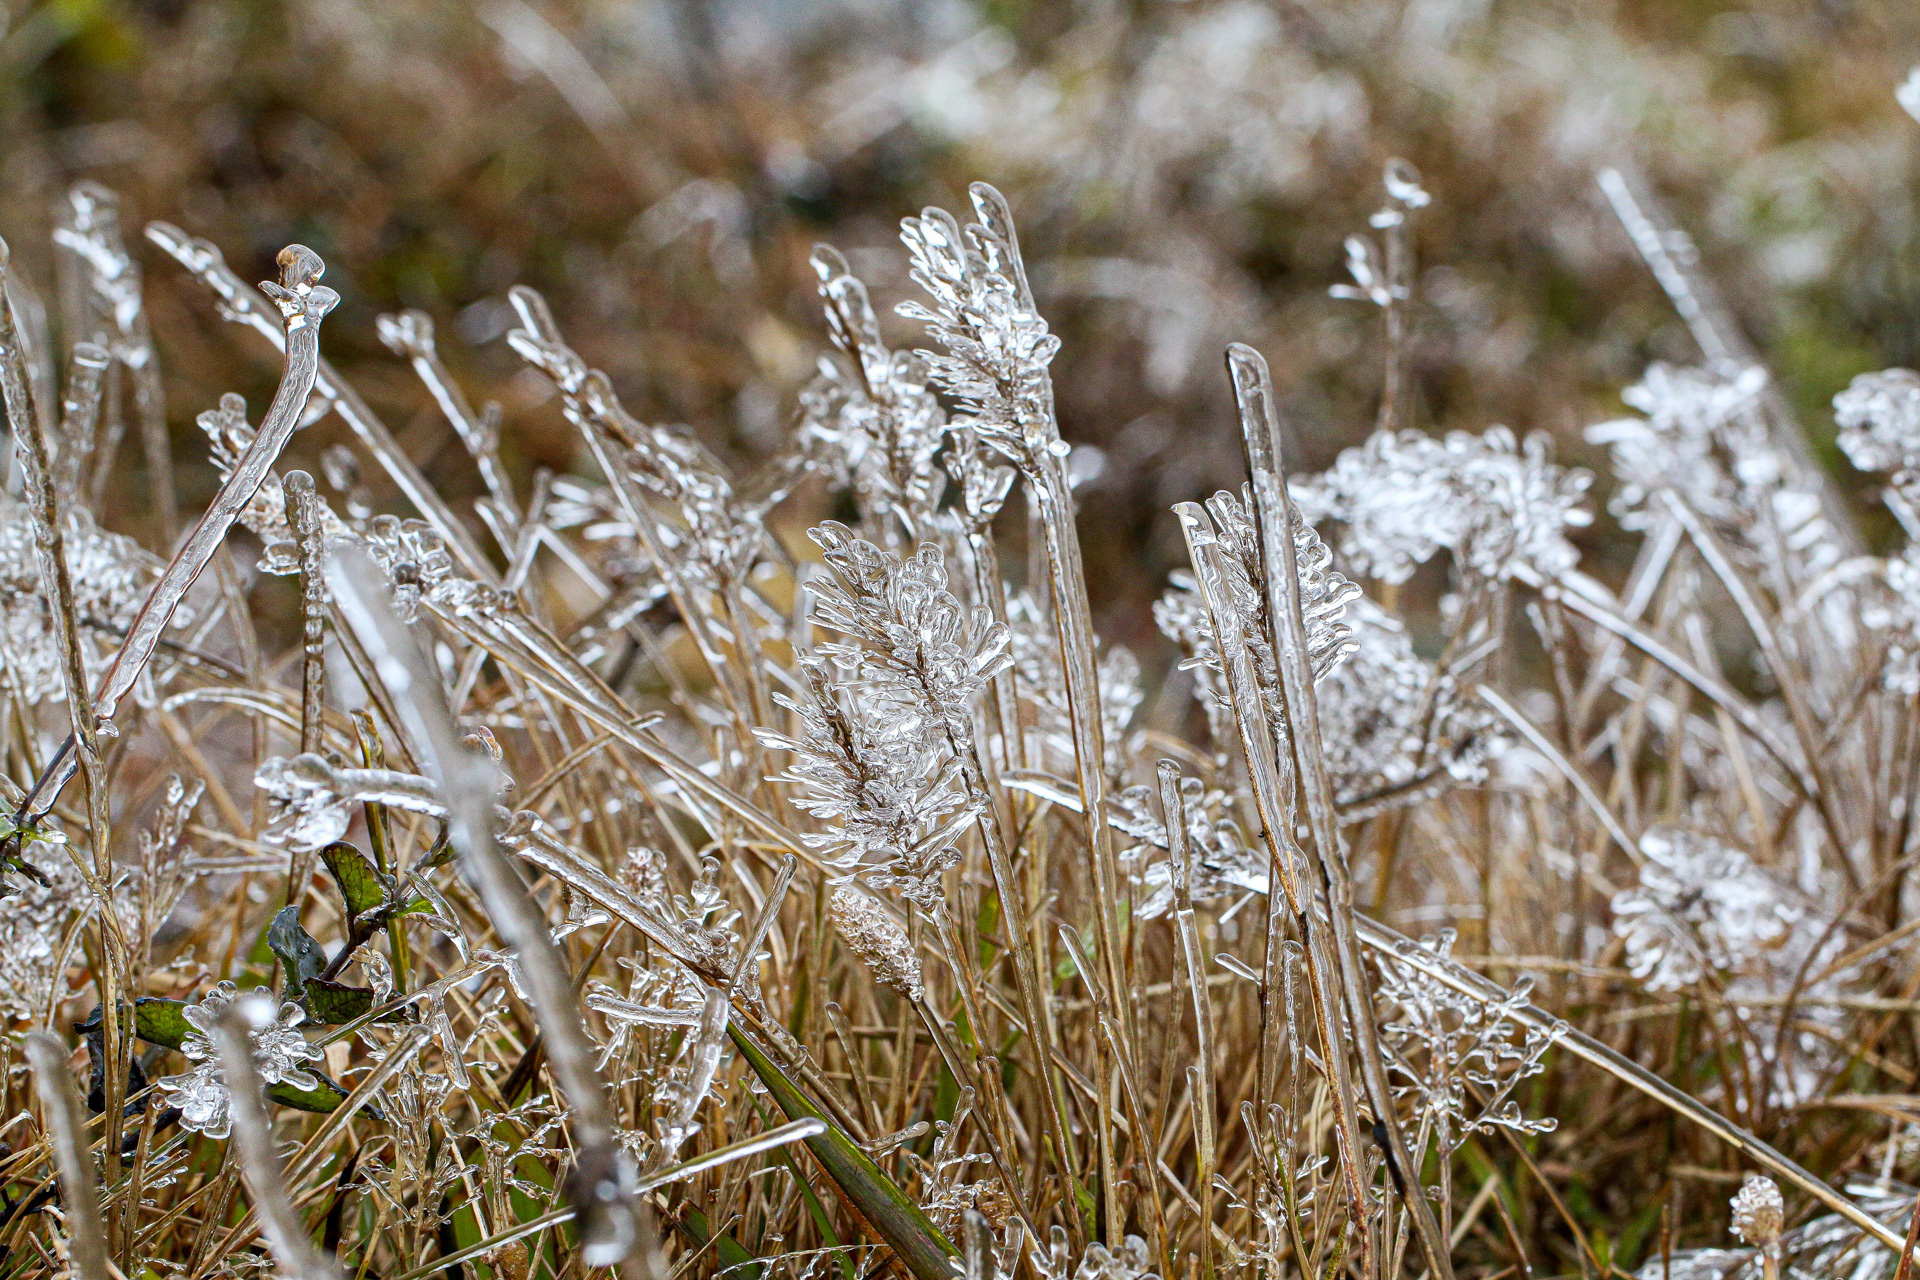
left=898, top=184, right=1062, bottom=474
left=1293, top=425, right=1589, bottom=584
left=157, top=980, right=324, bottom=1139
left=800, top=245, right=949, bottom=534
left=197, top=392, right=351, bottom=569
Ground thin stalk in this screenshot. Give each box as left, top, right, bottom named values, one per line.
left=326, top=543, right=642, bottom=1266
left=1160, top=761, right=1216, bottom=1280
left=2, top=243, right=131, bottom=1193
left=1228, top=343, right=1454, bottom=1280
left=144, top=222, right=496, bottom=581
left=26, top=1033, right=109, bottom=1280
left=13, top=244, right=338, bottom=830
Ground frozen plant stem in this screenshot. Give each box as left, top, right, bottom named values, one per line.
left=1160, top=761, right=1216, bottom=1280
left=1228, top=343, right=1455, bottom=1280
left=1, top=236, right=133, bottom=1184
left=56, top=182, right=176, bottom=542
left=325, top=542, right=643, bottom=1267
left=900, top=182, right=1135, bottom=1234
left=210, top=1001, right=343, bottom=1280
left=12, top=243, right=338, bottom=833
left=26, top=1032, right=109, bottom=1280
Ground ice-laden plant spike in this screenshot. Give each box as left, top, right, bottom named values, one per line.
left=16, top=87, right=1920, bottom=1280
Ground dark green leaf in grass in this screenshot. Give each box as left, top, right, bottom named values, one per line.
left=134, top=997, right=192, bottom=1049
left=303, top=979, right=376, bottom=1025
left=728, top=1024, right=957, bottom=1280
left=678, top=1208, right=765, bottom=1280
left=268, top=905, right=326, bottom=1000
left=268, top=1068, right=349, bottom=1114
left=264, top=1066, right=384, bottom=1122
left=320, top=841, right=394, bottom=923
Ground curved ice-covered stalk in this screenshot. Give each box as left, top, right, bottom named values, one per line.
left=1227, top=343, right=1455, bottom=1280
left=145, top=222, right=496, bottom=581
left=324, top=543, right=641, bottom=1267
left=378, top=309, right=520, bottom=528
left=14, top=245, right=337, bottom=830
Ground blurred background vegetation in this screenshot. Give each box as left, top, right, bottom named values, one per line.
left=3, top=0, right=1918, bottom=662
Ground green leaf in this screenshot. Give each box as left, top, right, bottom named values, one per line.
left=303, top=979, right=375, bottom=1025
left=268, top=905, right=326, bottom=1000
left=320, top=841, right=394, bottom=923
left=728, top=1025, right=957, bottom=1280
left=133, top=998, right=192, bottom=1049
left=678, top=1209, right=764, bottom=1280
left=267, top=1068, right=349, bottom=1115
left=747, top=1095, right=854, bottom=1280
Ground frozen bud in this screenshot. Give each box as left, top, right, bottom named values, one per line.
left=830, top=887, right=923, bottom=1002
left=1835, top=369, right=1920, bottom=479
left=1729, top=1175, right=1784, bottom=1253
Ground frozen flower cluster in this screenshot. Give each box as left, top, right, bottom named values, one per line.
left=799, top=246, right=950, bottom=533
left=1293, top=425, right=1590, bottom=584
left=759, top=657, right=973, bottom=908
left=808, top=522, right=1011, bottom=741
left=0, top=495, right=167, bottom=703
left=0, top=843, right=85, bottom=1020
left=899, top=185, right=1061, bottom=475
left=1834, top=368, right=1920, bottom=485
left=1591, top=363, right=1840, bottom=572
left=158, top=981, right=324, bottom=1139
left=1611, top=826, right=1799, bottom=993
left=361, top=515, right=490, bottom=621
left=1111, top=773, right=1264, bottom=917
left=1314, top=599, right=1497, bottom=805
left=1374, top=929, right=1562, bottom=1154
left=1589, top=363, right=1773, bottom=529
left=829, top=886, right=924, bottom=1001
